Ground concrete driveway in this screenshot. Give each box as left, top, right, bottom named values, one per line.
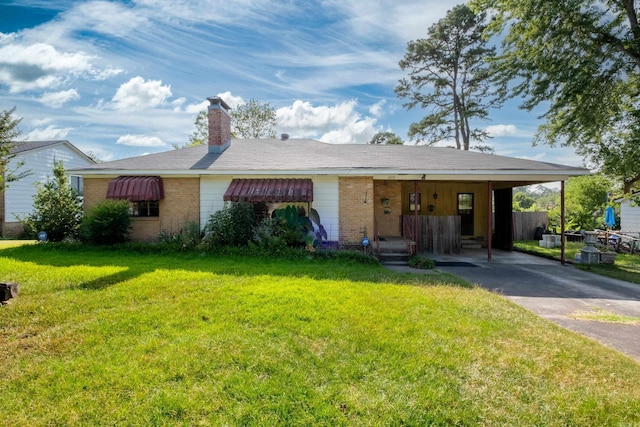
left=392, top=250, right=640, bottom=362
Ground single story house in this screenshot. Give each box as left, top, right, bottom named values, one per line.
left=70, top=96, right=589, bottom=256
left=1, top=140, right=95, bottom=237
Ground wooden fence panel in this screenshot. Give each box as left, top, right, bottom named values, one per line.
left=404, top=215, right=460, bottom=254
left=512, top=211, right=548, bottom=241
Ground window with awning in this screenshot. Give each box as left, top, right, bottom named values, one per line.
left=223, top=179, right=313, bottom=203
left=106, top=176, right=164, bottom=201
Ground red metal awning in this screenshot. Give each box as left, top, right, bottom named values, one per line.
left=223, top=178, right=313, bottom=203
left=106, top=176, right=164, bottom=201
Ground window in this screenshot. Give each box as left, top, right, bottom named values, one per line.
left=130, top=200, right=159, bottom=217
left=457, top=193, right=474, bottom=235
left=409, top=192, right=421, bottom=211
left=70, top=175, right=83, bottom=196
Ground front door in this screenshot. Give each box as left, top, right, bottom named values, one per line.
left=458, top=193, right=474, bottom=236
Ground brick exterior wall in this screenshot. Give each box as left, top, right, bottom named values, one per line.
left=83, top=177, right=200, bottom=242
left=339, top=176, right=374, bottom=248
left=373, top=180, right=402, bottom=236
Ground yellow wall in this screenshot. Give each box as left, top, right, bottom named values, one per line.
left=373, top=180, right=402, bottom=236
left=339, top=176, right=374, bottom=247
left=400, top=181, right=490, bottom=240
left=83, top=177, right=200, bottom=242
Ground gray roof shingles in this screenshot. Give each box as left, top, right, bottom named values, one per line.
left=71, top=139, right=587, bottom=175
left=11, top=140, right=67, bottom=154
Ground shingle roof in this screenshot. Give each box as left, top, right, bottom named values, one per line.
left=10, top=140, right=67, bottom=154
left=70, top=138, right=588, bottom=180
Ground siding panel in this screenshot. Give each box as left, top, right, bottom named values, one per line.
left=4, top=144, right=93, bottom=221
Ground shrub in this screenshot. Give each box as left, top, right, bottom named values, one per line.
left=158, top=222, right=202, bottom=251
left=19, top=161, right=83, bottom=242
left=81, top=200, right=131, bottom=245
left=202, top=202, right=255, bottom=249
left=267, top=205, right=328, bottom=248
left=408, top=254, right=435, bottom=269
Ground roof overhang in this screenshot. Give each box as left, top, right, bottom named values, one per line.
left=72, top=168, right=589, bottom=180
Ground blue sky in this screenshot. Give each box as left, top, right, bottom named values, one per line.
left=1, top=0, right=582, bottom=167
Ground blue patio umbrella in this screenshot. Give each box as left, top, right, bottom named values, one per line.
left=605, top=206, right=616, bottom=229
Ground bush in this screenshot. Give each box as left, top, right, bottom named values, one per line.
left=81, top=200, right=131, bottom=245
left=408, top=254, right=435, bottom=269
left=158, top=222, right=202, bottom=251
left=202, top=202, right=255, bottom=249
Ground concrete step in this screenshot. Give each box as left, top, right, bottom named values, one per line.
left=461, top=239, right=482, bottom=250
left=378, top=252, right=411, bottom=266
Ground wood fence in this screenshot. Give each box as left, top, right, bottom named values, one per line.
left=512, top=211, right=548, bottom=241
left=403, top=215, right=461, bottom=255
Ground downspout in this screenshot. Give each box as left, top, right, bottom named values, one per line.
left=561, top=180, right=566, bottom=265
left=487, top=181, right=493, bottom=262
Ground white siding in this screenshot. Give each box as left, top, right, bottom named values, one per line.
left=311, top=176, right=339, bottom=242
left=200, top=176, right=232, bottom=228
left=4, top=144, right=93, bottom=221
left=620, top=200, right=640, bottom=234
left=199, top=175, right=339, bottom=241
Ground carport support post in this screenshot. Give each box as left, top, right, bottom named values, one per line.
left=561, top=180, right=566, bottom=265
left=487, top=181, right=492, bottom=262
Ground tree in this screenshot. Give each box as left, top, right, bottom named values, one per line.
left=231, top=99, right=277, bottom=139
left=368, top=131, right=404, bottom=145
left=395, top=4, right=498, bottom=150
left=19, top=161, right=83, bottom=242
left=174, top=110, right=208, bottom=149
left=564, top=174, right=614, bottom=231
left=175, top=99, right=278, bottom=149
left=471, top=0, right=640, bottom=193
left=0, top=107, right=29, bottom=191
left=513, top=191, right=535, bottom=211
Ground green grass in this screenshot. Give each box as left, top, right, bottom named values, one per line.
left=514, top=240, right=640, bottom=284
left=569, top=308, right=640, bottom=324
left=0, top=239, right=36, bottom=248
left=2, top=244, right=640, bottom=426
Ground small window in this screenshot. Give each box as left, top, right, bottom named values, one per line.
left=409, top=192, right=421, bottom=211
left=130, top=201, right=159, bottom=217
left=70, top=175, right=83, bottom=196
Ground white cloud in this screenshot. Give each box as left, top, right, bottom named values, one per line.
left=39, top=89, right=80, bottom=108
left=486, top=124, right=520, bottom=137
left=58, top=1, right=148, bottom=39
left=31, top=117, right=53, bottom=127
left=277, top=99, right=379, bottom=143
left=90, top=67, right=124, bottom=81
left=110, top=77, right=172, bottom=112
left=25, top=125, right=72, bottom=141
left=185, top=100, right=209, bottom=114
left=326, top=0, right=451, bottom=43
left=216, top=91, right=244, bottom=110
left=116, top=134, right=166, bottom=147
left=183, top=92, right=245, bottom=114
left=369, top=99, right=386, bottom=117
left=0, top=43, right=94, bottom=92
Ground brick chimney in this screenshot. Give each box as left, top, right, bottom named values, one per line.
left=207, top=96, right=231, bottom=153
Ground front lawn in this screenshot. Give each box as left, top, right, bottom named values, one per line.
left=514, top=240, right=640, bottom=284
left=2, top=244, right=640, bottom=426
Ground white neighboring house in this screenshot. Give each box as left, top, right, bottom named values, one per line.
left=1, top=140, right=95, bottom=237
left=619, top=196, right=640, bottom=237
